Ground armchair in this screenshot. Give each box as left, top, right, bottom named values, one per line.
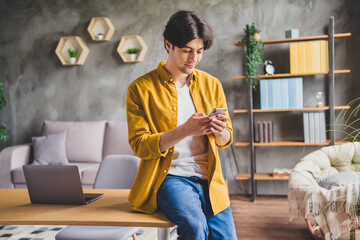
left=288, top=142, right=360, bottom=240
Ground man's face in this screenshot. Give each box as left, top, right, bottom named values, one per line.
left=166, top=38, right=204, bottom=75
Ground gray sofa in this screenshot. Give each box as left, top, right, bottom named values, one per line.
left=0, top=120, right=134, bottom=189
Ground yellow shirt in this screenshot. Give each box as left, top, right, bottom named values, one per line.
left=126, top=61, right=233, bottom=215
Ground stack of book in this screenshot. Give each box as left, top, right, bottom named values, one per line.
left=260, top=78, right=303, bottom=110
left=303, top=112, right=326, bottom=143
left=289, top=40, right=329, bottom=74
left=255, top=121, right=274, bottom=143
left=273, top=168, right=292, bottom=178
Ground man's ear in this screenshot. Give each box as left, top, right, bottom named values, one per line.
left=164, top=40, right=172, bottom=52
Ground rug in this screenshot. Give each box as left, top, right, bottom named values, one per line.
left=0, top=225, right=66, bottom=240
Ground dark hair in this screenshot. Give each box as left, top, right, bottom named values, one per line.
left=163, top=10, right=214, bottom=52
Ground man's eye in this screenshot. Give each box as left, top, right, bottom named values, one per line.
left=197, top=51, right=203, bottom=54
left=183, top=50, right=191, bottom=53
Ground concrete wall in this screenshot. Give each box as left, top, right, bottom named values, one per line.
left=0, top=0, right=359, bottom=194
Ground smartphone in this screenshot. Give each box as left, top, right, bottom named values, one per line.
left=208, top=108, right=227, bottom=117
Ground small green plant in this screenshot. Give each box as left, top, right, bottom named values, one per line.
left=240, top=23, right=264, bottom=89
left=68, top=48, right=77, bottom=58
left=0, top=79, right=8, bottom=141
left=125, top=48, right=140, bottom=54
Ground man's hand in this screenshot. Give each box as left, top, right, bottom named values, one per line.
left=159, top=113, right=211, bottom=152
left=209, top=114, right=228, bottom=136
left=181, top=113, right=212, bottom=136
left=209, top=114, right=231, bottom=146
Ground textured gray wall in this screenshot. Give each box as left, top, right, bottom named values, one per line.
left=0, top=0, right=359, bottom=194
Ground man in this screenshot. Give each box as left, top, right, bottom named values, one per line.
left=126, top=10, right=237, bottom=240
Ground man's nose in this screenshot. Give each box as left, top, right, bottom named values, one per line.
left=189, top=52, right=197, bottom=62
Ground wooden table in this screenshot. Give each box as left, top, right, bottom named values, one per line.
left=0, top=189, right=175, bottom=240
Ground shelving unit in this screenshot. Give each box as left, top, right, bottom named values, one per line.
left=55, top=36, right=89, bottom=66
left=235, top=140, right=348, bottom=147
left=117, top=35, right=148, bottom=63
left=87, top=17, right=115, bottom=41
left=233, top=17, right=351, bottom=201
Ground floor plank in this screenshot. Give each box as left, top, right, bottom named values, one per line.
left=230, top=195, right=313, bottom=240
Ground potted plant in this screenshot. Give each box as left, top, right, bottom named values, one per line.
left=68, top=48, right=77, bottom=64
left=240, top=23, right=264, bottom=89
left=97, top=33, right=104, bottom=40
left=125, top=48, right=140, bottom=61
left=0, top=79, right=8, bottom=142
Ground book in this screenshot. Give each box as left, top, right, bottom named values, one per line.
left=280, top=78, right=289, bottom=109
left=288, top=78, right=296, bottom=109
left=312, top=41, right=321, bottom=73
left=294, top=78, right=303, bottom=109
left=268, top=121, right=273, bottom=143
left=319, top=112, right=326, bottom=142
left=273, top=168, right=292, bottom=178
left=314, top=112, right=320, bottom=143
left=289, top=43, right=299, bottom=74
left=263, top=121, right=269, bottom=143
left=258, top=121, right=264, bottom=143
left=305, top=41, right=314, bottom=73
left=303, top=112, right=310, bottom=143
left=272, top=79, right=282, bottom=109
left=267, top=79, right=274, bottom=109
left=309, top=112, right=315, bottom=143
left=320, top=40, right=329, bottom=72
left=297, top=42, right=306, bottom=73
left=260, top=80, right=268, bottom=110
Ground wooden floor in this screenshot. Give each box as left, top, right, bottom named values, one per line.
left=230, top=195, right=313, bottom=240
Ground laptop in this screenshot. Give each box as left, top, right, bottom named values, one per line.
left=23, top=165, right=103, bottom=205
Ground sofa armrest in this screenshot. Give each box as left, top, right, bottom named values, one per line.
left=0, top=143, right=31, bottom=188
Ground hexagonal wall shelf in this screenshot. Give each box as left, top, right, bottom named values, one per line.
left=87, top=17, right=115, bottom=41
left=117, top=35, right=148, bottom=63
left=55, top=36, right=89, bottom=66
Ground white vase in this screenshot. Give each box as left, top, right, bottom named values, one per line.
left=70, top=57, right=77, bottom=64
left=97, top=34, right=104, bottom=40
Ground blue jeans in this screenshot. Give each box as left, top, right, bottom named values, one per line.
left=157, top=175, right=237, bottom=240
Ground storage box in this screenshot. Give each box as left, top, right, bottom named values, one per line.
left=285, top=29, right=299, bottom=38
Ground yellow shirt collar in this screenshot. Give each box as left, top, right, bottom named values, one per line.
left=157, top=61, right=198, bottom=85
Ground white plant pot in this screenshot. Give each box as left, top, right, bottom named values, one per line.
left=97, top=34, right=104, bottom=40
left=70, top=57, right=77, bottom=64
left=129, top=54, right=137, bottom=61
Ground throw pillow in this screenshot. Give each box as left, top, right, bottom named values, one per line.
left=32, top=131, right=69, bottom=165
left=317, top=171, right=360, bottom=190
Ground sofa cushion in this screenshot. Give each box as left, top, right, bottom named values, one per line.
left=31, top=131, right=68, bottom=165
left=42, top=120, right=106, bottom=163
left=74, top=163, right=100, bottom=185
left=103, top=121, right=134, bottom=158
left=12, top=163, right=100, bottom=186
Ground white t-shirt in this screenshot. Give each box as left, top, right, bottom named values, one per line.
left=168, top=82, right=208, bottom=180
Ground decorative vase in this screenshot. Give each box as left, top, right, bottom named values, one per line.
left=70, top=57, right=77, bottom=64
